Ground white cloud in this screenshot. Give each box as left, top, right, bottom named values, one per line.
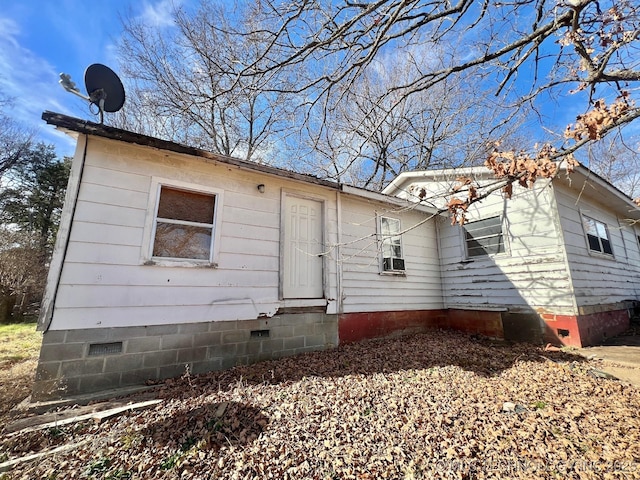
left=139, top=0, right=181, bottom=28
left=0, top=17, right=20, bottom=49
left=0, top=15, right=77, bottom=154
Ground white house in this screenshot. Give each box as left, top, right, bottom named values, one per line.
left=384, top=165, right=640, bottom=348
left=33, top=112, right=445, bottom=400
left=32, top=112, right=640, bottom=400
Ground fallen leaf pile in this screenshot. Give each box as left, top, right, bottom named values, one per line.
left=2, top=330, right=640, bottom=479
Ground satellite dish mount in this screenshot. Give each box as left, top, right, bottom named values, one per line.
left=59, top=64, right=125, bottom=124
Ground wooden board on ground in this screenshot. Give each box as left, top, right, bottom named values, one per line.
left=5, top=399, right=162, bottom=437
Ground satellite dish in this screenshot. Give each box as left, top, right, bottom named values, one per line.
left=84, top=64, right=125, bottom=113
left=59, top=63, right=126, bottom=124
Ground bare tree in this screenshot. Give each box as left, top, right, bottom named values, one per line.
left=585, top=134, right=640, bottom=198
left=295, top=50, right=523, bottom=189
left=116, top=1, right=298, bottom=162
left=0, top=229, right=48, bottom=322
left=241, top=0, right=639, bottom=107
left=114, top=0, right=640, bottom=214
left=0, top=94, right=34, bottom=180
left=230, top=0, right=639, bottom=211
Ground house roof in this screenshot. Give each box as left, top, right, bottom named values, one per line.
left=42, top=111, right=436, bottom=214
left=383, top=164, right=640, bottom=221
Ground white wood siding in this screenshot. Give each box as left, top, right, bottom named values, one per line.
left=49, top=137, right=338, bottom=330
left=429, top=180, right=576, bottom=314
left=338, top=197, right=443, bottom=312
left=554, top=183, right=640, bottom=306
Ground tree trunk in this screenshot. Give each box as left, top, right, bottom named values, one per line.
left=0, top=294, right=16, bottom=323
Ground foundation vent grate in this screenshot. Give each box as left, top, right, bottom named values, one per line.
left=250, top=329, right=270, bottom=338
left=88, top=342, right=123, bottom=356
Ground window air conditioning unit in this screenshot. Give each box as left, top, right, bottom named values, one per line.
left=383, top=257, right=405, bottom=271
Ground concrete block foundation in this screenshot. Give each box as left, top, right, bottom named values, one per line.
left=33, top=304, right=632, bottom=400
left=33, top=312, right=338, bottom=401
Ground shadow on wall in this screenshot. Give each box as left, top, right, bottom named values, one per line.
left=594, top=310, right=640, bottom=347
left=430, top=184, right=635, bottom=348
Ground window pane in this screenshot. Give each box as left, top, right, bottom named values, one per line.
left=381, top=217, right=390, bottom=235
left=583, top=216, right=612, bottom=255
left=481, top=233, right=504, bottom=254
left=467, top=234, right=504, bottom=256
left=381, top=217, right=400, bottom=235
left=595, top=221, right=609, bottom=239
left=382, top=241, right=402, bottom=258
left=465, top=216, right=501, bottom=237
left=153, top=222, right=212, bottom=259
left=587, top=234, right=602, bottom=252
left=584, top=218, right=597, bottom=236
left=157, top=187, right=215, bottom=224
left=464, top=216, right=503, bottom=257
left=380, top=216, right=404, bottom=269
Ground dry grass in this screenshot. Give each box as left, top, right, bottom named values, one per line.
left=0, top=322, right=41, bottom=423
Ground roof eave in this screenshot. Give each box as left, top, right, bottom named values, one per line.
left=42, top=111, right=340, bottom=190
left=43, top=111, right=438, bottom=214
left=340, top=184, right=438, bottom=214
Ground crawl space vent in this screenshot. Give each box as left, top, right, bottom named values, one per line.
left=88, top=342, right=123, bottom=356
left=250, top=329, right=270, bottom=338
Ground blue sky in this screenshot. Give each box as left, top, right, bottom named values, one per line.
left=0, top=0, right=179, bottom=157
left=1, top=0, right=628, bottom=162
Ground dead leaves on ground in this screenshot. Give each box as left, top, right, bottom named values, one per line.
left=2, top=330, right=640, bottom=479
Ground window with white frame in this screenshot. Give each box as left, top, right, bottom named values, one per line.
left=151, top=186, right=217, bottom=261
left=583, top=216, right=613, bottom=255
left=464, top=216, right=504, bottom=257
left=380, top=216, right=405, bottom=272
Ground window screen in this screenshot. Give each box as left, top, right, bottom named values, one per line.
left=152, top=186, right=216, bottom=260
left=464, top=216, right=504, bottom=257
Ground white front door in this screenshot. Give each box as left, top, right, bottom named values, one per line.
left=283, top=195, right=323, bottom=298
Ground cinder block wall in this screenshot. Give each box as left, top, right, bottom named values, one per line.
left=542, top=302, right=632, bottom=347
left=33, top=313, right=338, bottom=400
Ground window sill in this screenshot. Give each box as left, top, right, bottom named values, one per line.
left=281, top=298, right=327, bottom=308
left=587, top=250, right=616, bottom=260
left=464, top=252, right=510, bottom=262
left=379, top=270, right=406, bottom=277
left=143, top=259, right=218, bottom=268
